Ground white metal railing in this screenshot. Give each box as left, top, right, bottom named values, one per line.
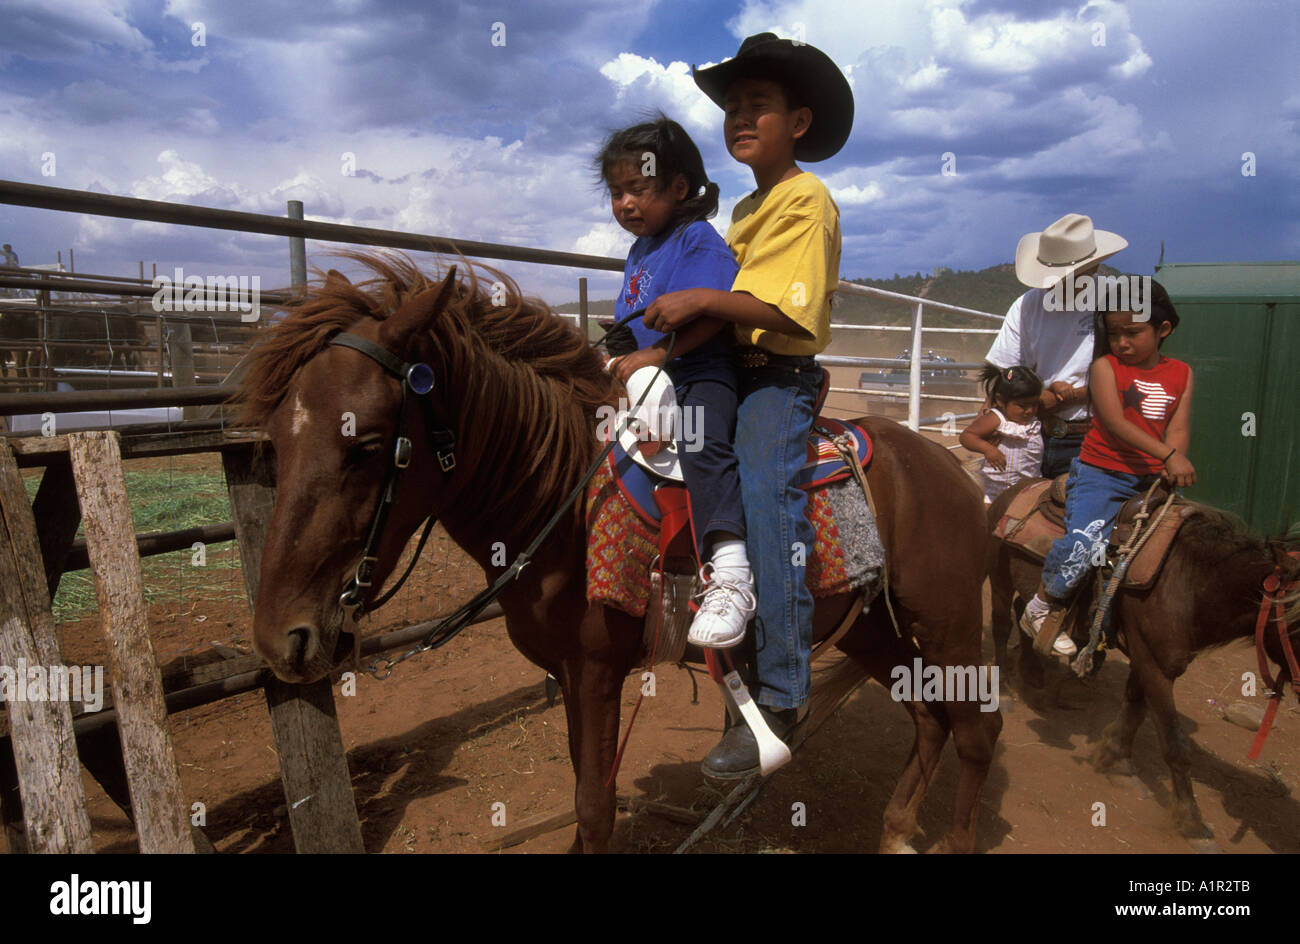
left=566, top=281, right=1006, bottom=443
left=829, top=282, right=1003, bottom=435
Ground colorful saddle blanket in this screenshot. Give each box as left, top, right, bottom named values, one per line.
left=587, top=418, right=883, bottom=618
left=993, top=475, right=1201, bottom=590
left=610, top=417, right=873, bottom=527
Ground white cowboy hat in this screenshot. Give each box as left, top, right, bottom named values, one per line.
left=617, top=366, right=683, bottom=482
left=1014, top=213, right=1128, bottom=289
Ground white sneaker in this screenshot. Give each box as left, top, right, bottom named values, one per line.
left=1053, top=634, right=1078, bottom=657
left=687, top=566, right=756, bottom=649
left=1019, top=598, right=1074, bottom=655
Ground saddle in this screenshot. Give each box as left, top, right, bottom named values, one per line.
left=994, top=474, right=1201, bottom=589
left=586, top=370, right=885, bottom=663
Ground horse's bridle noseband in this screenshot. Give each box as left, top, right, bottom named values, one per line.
left=328, top=331, right=455, bottom=616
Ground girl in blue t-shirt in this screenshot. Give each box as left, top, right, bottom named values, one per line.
left=595, top=114, right=753, bottom=649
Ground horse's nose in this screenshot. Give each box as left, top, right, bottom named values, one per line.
left=286, top=624, right=319, bottom=671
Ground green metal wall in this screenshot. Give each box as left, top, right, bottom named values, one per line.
left=1157, top=262, right=1299, bottom=537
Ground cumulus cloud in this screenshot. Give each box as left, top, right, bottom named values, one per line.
left=0, top=0, right=1292, bottom=300
left=598, top=54, right=722, bottom=137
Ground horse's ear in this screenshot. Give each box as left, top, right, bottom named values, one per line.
left=324, top=269, right=351, bottom=287
left=380, top=267, right=458, bottom=353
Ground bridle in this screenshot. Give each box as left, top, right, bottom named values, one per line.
left=1247, top=550, right=1300, bottom=761
left=327, top=331, right=455, bottom=619
left=320, top=300, right=670, bottom=678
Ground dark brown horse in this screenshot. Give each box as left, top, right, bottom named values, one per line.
left=988, top=478, right=1300, bottom=838
left=236, top=252, right=1001, bottom=853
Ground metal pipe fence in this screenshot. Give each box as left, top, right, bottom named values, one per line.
left=1, top=178, right=1004, bottom=435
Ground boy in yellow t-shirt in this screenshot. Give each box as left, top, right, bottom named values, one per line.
left=641, top=32, right=852, bottom=778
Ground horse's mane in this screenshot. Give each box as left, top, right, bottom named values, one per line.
left=234, top=250, right=621, bottom=538
left=1175, top=506, right=1300, bottom=627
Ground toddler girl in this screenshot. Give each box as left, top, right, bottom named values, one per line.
left=595, top=114, right=754, bottom=648
left=961, top=365, right=1044, bottom=503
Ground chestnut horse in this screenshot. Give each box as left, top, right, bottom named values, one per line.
left=237, top=253, right=1001, bottom=853
left=988, top=479, right=1300, bottom=838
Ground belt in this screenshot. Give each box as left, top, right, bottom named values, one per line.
left=1045, top=417, right=1092, bottom=438
left=735, top=346, right=816, bottom=369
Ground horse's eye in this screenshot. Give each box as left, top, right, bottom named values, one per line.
left=347, top=436, right=385, bottom=465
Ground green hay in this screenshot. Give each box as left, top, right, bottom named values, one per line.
left=21, top=467, right=244, bottom=620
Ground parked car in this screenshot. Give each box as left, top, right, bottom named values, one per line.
left=858, top=349, right=974, bottom=399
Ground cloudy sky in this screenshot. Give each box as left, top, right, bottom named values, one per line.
left=0, top=0, right=1295, bottom=308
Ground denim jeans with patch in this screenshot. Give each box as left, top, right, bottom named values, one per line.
left=734, top=359, right=821, bottom=709
left=1041, top=457, right=1160, bottom=601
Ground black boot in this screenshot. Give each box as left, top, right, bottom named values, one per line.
left=701, top=705, right=802, bottom=780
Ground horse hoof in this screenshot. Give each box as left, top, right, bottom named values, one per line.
left=1102, top=758, right=1137, bottom=777
left=879, top=834, right=918, bottom=854
left=1186, top=837, right=1222, bottom=854
left=1176, top=817, right=1214, bottom=841
left=1089, top=745, right=1127, bottom=773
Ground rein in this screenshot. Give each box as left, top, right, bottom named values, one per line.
left=1072, top=480, right=1176, bottom=676
left=327, top=302, right=672, bottom=680
left=1246, top=550, right=1300, bottom=761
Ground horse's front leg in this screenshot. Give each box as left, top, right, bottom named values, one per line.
left=1091, top=664, right=1147, bottom=772
left=1137, top=660, right=1209, bottom=838
left=988, top=546, right=1014, bottom=668
left=557, top=610, right=641, bottom=854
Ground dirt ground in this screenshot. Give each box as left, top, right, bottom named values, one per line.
left=37, top=560, right=1300, bottom=856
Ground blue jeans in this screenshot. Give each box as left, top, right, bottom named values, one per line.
left=734, top=359, right=821, bottom=709
left=675, top=377, right=745, bottom=559
left=1041, top=431, right=1085, bottom=479
left=1041, top=458, right=1159, bottom=600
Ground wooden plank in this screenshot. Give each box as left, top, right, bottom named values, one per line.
left=68, top=430, right=195, bottom=853
left=4, top=434, right=69, bottom=463
left=31, top=458, right=80, bottom=599
left=221, top=445, right=275, bottom=603
left=223, top=445, right=365, bottom=854
left=170, top=322, right=197, bottom=421
left=0, top=441, right=94, bottom=852
left=0, top=733, right=28, bottom=853
left=6, top=427, right=267, bottom=468
left=263, top=678, right=365, bottom=853
left=623, top=795, right=705, bottom=826
left=479, top=805, right=577, bottom=851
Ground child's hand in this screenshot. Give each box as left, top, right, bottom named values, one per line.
left=644, top=289, right=706, bottom=333
left=1162, top=451, right=1196, bottom=488
left=985, top=447, right=1008, bottom=471
left=1049, top=381, right=1075, bottom=404
left=608, top=347, right=668, bottom=384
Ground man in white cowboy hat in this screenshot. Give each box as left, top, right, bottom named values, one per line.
left=985, top=213, right=1128, bottom=477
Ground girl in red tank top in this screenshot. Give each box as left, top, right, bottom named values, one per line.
left=1080, top=353, right=1190, bottom=476
left=1021, top=280, right=1196, bottom=656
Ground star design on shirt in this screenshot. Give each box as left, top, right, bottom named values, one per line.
left=1121, top=381, right=1144, bottom=411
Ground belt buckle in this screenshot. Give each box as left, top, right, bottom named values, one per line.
left=1048, top=417, right=1067, bottom=439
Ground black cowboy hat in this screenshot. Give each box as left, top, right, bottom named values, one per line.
left=692, top=32, right=854, bottom=162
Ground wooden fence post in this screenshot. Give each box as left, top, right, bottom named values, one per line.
left=222, top=444, right=365, bottom=854
left=68, top=430, right=195, bottom=853
left=0, top=441, right=94, bottom=853
left=170, top=322, right=196, bottom=420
